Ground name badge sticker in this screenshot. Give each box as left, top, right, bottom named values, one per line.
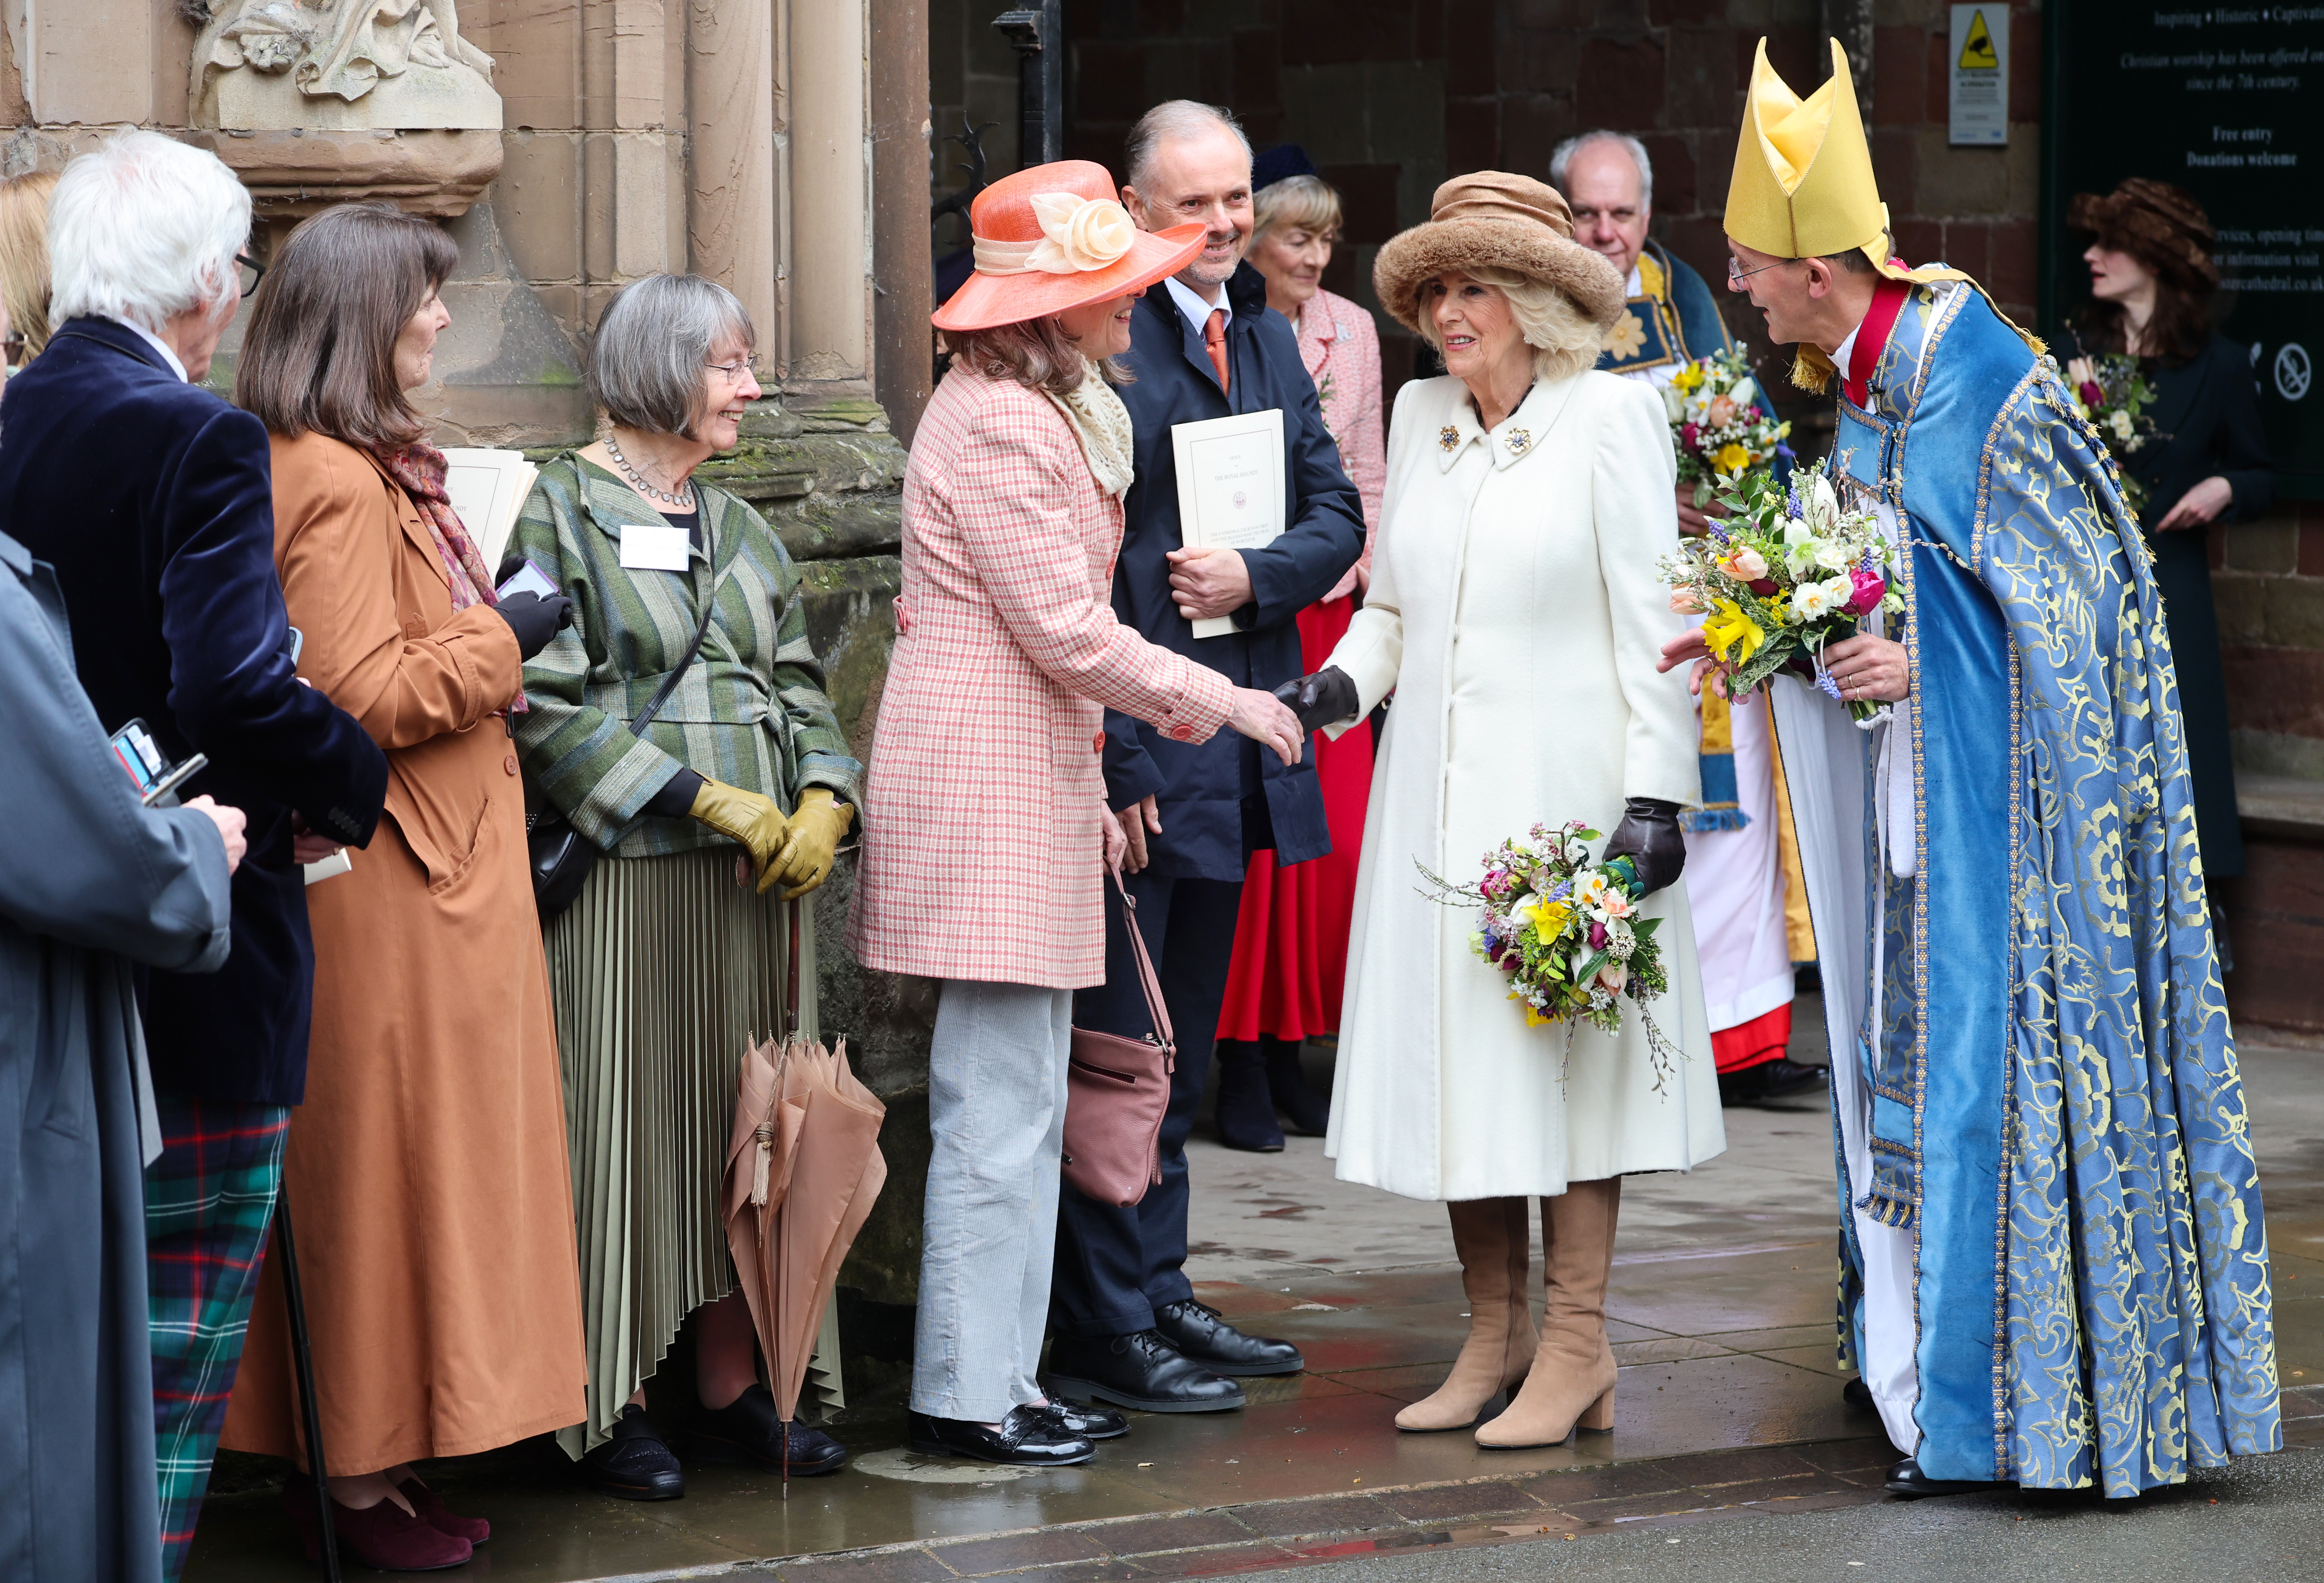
left=619, top=522, right=692, bottom=572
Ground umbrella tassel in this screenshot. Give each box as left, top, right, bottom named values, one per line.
left=751, top=1122, right=773, bottom=1207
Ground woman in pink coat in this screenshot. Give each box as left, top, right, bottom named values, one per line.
left=847, top=160, right=1303, bottom=1469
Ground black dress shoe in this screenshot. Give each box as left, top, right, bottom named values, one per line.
left=1843, top=1377, right=1874, bottom=1410
left=1885, top=1458, right=2006, bottom=1499
left=687, top=1384, right=847, bottom=1475
left=1262, top=1036, right=1331, bottom=1136
left=1034, top=1400, right=1129, bottom=1440
left=579, top=1404, right=685, bottom=1500
left=1153, top=1298, right=1304, bottom=1377
left=1213, top=1044, right=1285, bottom=1151
left=1758, top=1058, right=1828, bottom=1097
left=1046, top=1328, right=1247, bottom=1412
left=909, top=1407, right=1094, bottom=1466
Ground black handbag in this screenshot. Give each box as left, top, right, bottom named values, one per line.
left=527, top=570, right=720, bottom=921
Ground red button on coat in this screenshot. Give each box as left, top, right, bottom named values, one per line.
left=1168, top=724, right=1194, bottom=741
left=1093, top=731, right=1106, bottom=752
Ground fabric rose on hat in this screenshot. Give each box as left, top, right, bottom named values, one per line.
left=1026, top=193, right=1137, bottom=274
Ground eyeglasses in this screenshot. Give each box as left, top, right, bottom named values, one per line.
left=703, top=355, right=765, bottom=383
left=236, top=253, right=266, bottom=298
left=1726, top=255, right=1799, bottom=285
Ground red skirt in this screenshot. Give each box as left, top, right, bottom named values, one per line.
left=1711, top=1002, right=1794, bottom=1074
left=1216, top=598, right=1376, bottom=1042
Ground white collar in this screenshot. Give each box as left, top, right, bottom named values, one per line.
left=1164, top=274, right=1231, bottom=336
left=110, top=317, right=188, bottom=383
left=1624, top=262, right=1643, bottom=296
left=1828, top=315, right=1865, bottom=385
left=1433, top=376, right=1562, bottom=474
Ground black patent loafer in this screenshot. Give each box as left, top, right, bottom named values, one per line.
left=1843, top=1377, right=1874, bottom=1411
left=1885, top=1458, right=2006, bottom=1499
left=909, top=1406, right=1094, bottom=1467
left=1153, top=1298, right=1304, bottom=1377
left=1034, top=1400, right=1129, bottom=1440
left=579, top=1404, right=685, bottom=1500
left=1047, top=1327, right=1246, bottom=1411
left=687, top=1384, right=847, bottom=1476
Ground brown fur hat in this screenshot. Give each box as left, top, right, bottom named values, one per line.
left=2067, top=178, right=2219, bottom=294
left=1372, top=172, right=1626, bottom=341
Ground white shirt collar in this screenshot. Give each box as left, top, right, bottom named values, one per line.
left=110, top=317, right=188, bottom=383
left=1624, top=262, right=1643, bottom=296
left=1828, top=316, right=1865, bottom=386
left=1163, top=274, right=1230, bottom=336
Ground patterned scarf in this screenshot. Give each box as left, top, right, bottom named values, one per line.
left=371, top=441, right=498, bottom=611
left=371, top=439, right=525, bottom=713
left=1044, top=358, right=1136, bottom=498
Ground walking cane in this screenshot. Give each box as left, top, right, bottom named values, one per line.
left=274, top=1198, right=342, bottom=1583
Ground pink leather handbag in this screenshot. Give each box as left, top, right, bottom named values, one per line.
left=1062, top=877, right=1175, bottom=1208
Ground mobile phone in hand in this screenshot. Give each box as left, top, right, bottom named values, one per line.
left=496, top=558, right=559, bottom=601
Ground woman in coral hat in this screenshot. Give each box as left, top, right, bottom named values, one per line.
left=848, top=159, right=1304, bottom=1467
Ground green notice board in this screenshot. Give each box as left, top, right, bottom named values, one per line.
left=2042, top=5, right=2324, bottom=498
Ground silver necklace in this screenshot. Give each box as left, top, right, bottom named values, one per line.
left=605, top=434, right=698, bottom=511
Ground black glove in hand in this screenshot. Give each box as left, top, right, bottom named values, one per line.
left=1272, top=666, right=1359, bottom=734
left=494, top=590, right=574, bottom=661
left=1602, top=797, right=1686, bottom=896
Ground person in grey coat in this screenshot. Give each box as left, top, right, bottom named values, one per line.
left=0, top=520, right=244, bottom=1583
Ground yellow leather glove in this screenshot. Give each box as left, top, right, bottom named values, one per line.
left=689, top=777, right=790, bottom=888
left=767, top=787, right=854, bottom=899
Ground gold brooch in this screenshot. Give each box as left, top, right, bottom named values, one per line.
left=1438, top=425, right=1459, bottom=452
left=1505, top=428, right=1531, bottom=454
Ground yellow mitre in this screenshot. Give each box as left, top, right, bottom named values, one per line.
left=1725, top=37, right=2040, bottom=390
left=1726, top=37, right=1888, bottom=267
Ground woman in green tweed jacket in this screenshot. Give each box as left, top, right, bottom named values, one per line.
left=509, top=274, right=862, bottom=1499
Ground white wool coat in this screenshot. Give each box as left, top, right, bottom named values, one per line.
left=1321, top=371, right=1727, bottom=1202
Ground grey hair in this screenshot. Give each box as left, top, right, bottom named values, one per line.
left=1549, top=131, right=1654, bottom=210
left=587, top=273, right=756, bottom=439
left=1124, top=100, right=1252, bottom=196
left=49, top=130, right=250, bottom=333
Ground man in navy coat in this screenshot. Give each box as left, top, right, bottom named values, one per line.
left=1044, top=102, right=1365, bottom=1414
left=0, top=132, right=386, bottom=1577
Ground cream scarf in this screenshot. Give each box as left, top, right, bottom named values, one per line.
left=1045, top=359, right=1136, bottom=498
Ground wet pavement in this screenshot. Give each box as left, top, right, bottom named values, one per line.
left=182, top=1029, right=2324, bottom=1581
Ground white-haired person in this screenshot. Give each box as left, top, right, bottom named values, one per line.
left=0, top=130, right=388, bottom=1578
left=1277, top=173, right=1724, bottom=1448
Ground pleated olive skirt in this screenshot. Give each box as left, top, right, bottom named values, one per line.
left=543, top=846, right=812, bottom=1452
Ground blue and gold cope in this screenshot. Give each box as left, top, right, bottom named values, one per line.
left=1595, top=242, right=1733, bottom=378
left=1829, top=278, right=2279, bottom=1494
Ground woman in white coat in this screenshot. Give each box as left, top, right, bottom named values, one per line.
left=1277, top=173, right=1725, bottom=1449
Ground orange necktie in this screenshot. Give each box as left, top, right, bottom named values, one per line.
left=1204, top=307, right=1230, bottom=395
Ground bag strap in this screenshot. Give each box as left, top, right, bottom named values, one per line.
left=1112, top=872, right=1174, bottom=1051
left=628, top=511, right=720, bottom=738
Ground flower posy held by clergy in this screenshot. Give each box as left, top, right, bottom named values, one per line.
left=1695, top=36, right=2279, bottom=1499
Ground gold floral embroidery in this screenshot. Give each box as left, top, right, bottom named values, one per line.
left=1605, top=310, right=1647, bottom=361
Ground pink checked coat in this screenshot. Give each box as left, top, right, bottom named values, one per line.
left=849, top=365, right=1236, bottom=989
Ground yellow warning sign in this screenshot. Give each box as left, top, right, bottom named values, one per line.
left=1958, top=9, right=1998, bottom=70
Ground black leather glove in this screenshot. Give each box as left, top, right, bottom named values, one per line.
left=1602, top=797, right=1686, bottom=897
left=493, top=553, right=527, bottom=587
left=1272, top=666, right=1359, bottom=734
left=494, top=590, right=574, bottom=661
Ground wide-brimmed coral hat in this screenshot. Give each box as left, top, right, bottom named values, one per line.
left=933, top=160, right=1207, bottom=334
left=1372, top=172, right=1625, bottom=340
left=2068, top=178, right=2219, bottom=294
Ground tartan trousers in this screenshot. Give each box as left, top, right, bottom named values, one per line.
left=144, top=1097, right=289, bottom=1583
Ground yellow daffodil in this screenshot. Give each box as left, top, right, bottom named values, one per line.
left=1523, top=899, right=1572, bottom=940
left=1712, top=442, right=1753, bottom=476
left=1672, top=363, right=1705, bottom=392
left=1703, top=598, right=1766, bottom=664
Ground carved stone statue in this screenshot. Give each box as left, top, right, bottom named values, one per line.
left=191, top=0, right=500, bottom=131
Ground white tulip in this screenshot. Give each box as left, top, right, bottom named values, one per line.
left=1805, top=474, right=1840, bottom=536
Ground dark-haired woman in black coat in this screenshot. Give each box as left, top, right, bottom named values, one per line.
left=2067, top=177, right=2274, bottom=882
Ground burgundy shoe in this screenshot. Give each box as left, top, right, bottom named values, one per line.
left=397, top=1478, right=489, bottom=1545
left=283, top=1481, right=473, bottom=1571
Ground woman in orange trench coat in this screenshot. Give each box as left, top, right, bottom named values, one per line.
left=220, top=205, right=586, bottom=1569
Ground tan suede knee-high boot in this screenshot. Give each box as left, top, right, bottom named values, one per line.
left=1394, top=1197, right=1536, bottom=1432
left=1474, top=1177, right=1619, bottom=1447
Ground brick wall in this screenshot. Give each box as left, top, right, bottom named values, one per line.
left=1039, top=0, right=2044, bottom=425
left=2216, top=502, right=2324, bottom=778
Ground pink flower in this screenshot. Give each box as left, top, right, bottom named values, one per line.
left=1589, top=919, right=1608, bottom=950
left=1670, top=587, right=1705, bottom=615
left=1749, top=577, right=1780, bottom=596
left=1681, top=422, right=1700, bottom=448
left=1597, top=961, right=1628, bottom=993
left=1848, top=567, right=1886, bottom=614
left=1720, top=545, right=1769, bottom=581
left=1602, top=891, right=1634, bottom=919
left=2080, top=381, right=2103, bottom=407
left=1707, top=395, right=1737, bottom=428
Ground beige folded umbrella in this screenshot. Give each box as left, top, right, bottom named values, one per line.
left=722, top=900, right=888, bottom=1492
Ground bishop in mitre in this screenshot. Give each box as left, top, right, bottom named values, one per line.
left=1665, top=38, right=2280, bottom=1499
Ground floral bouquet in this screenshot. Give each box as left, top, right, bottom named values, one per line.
left=1418, top=822, right=1678, bottom=1091
left=1663, top=347, right=1793, bottom=505
left=2063, top=353, right=2161, bottom=521
left=1659, top=460, right=1904, bottom=721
